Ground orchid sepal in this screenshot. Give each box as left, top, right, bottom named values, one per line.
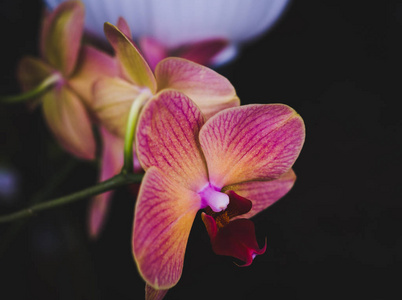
left=103, top=22, right=157, bottom=93
left=41, top=0, right=84, bottom=77
left=41, top=84, right=96, bottom=160
left=132, top=166, right=201, bottom=289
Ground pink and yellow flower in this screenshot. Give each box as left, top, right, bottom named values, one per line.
left=17, top=0, right=118, bottom=160
left=88, top=22, right=239, bottom=238
left=133, top=90, right=305, bottom=294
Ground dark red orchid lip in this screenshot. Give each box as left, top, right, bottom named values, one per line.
left=201, top=190, right=266, bottom=266
left=202, top=213, right=266, bottom=266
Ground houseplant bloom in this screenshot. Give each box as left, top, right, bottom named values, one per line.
left=43, top=0, right=291, bottom=66
left=88, top=22, right=239, bottom=237
left=133, top=90, right=305, bottom=295
left=17, top=0, right=118, bottom=160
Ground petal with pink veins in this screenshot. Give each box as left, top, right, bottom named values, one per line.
left=93, top=76, right=142, bottom=138
left=104, top=22, right=156, bottom=93
left=199, top=104, right=305, bottom=188
left=42, top=85, right=96, bottom=160
left=88, top=127, right=125, bottom=239
left=155, top=57, right=239, bottom=119
left=136, top=90, right=208, bottom=191
left=41, top=0, right=84, bottom=77
left=224, top=169, right=297, bottom=219
left=133, top=167, right=200, bottom=289
left=68, top=45, right=118, bottom=108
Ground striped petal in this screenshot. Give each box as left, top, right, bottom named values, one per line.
left=155, top=58, right=239, bottom=119
left=88, top=127, right=124, bottom=239
left=68, top=45, right=118, bottom=108
left=42, top=85, right=96, bottom=160
left=223, top=169, right=296, bottom=219
left=199, top=104, right=305, bottom=188
left=133, top=167, right=200, bottom=289
left=41, top=0, right=84, bottom=76
left=104, top=22, right=157, bottom=93
left=136, top=90, right=208, bottom=191
left=93, top=76, right=141, bottom=138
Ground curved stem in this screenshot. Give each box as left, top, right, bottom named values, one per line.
left=0, top=172, right=143, bottom=223
left=0, top=158, right=79, bottom=256
left=122, top=90, right=150, bottom=174
left=0, top=73, right=61, bottom=103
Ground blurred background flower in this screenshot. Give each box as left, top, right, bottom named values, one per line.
left=43, top=0, right=290, bottom=65
left=0, top=165, right=19, bottom=203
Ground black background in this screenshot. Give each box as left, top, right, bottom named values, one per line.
left=1, top=1, right=401, bottom=299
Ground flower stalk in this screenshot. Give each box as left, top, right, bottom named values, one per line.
left=0, top=172, right=143, bottom=223
left=0, top=73, right=61, bottom=103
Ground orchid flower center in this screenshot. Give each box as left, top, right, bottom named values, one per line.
left=199, top=184, right=229, bottom=213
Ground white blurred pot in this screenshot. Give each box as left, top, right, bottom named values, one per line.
left=44, top=0, right=290, bottom=63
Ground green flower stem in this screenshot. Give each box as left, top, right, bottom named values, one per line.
left=122, top=91, right=150, bottom=174
left=0, top=73, right=61, bottom=103
left=0, top=158, right=79, bottom=256
left=0, top=172, right=143, bottom=223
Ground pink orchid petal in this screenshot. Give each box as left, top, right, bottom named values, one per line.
left=175, top=38, right=229, bottom=66
left=224, top=169, right=297, bottom=220
left=133, top=167, right=200, bottom=289
left=136, top=90, right=208, bottom=191
left=41, top=0, right=84, bottom=76
left=88, top=192, right=112, bottom=239
left=93, top=76, right=142, bottom=138
left=201, top=214, right=266, bottom=266
left=116, top=17, right=132, bottom=39
left=104, top=22, right=157, bottom=93
left=88, top=127, right=125, bottom=239
left=145, top=284, right=168, bottom=300
left=155, top=57, right=239, bottom=119
left=42, top=85, right=96, bottom=160
left=199, top=104, right=305, bottom=188
left=139, top=37, right=168, bottom=71
left=68, top=45, right=118, bottom=108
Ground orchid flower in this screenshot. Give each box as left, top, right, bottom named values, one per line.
left=87, top=22, right=239, bottom=238
left=17, top=0, right=118, bottom=160
left=133, top=90, right=305, bottom=296
left=44, top=0, right=290, bottom=66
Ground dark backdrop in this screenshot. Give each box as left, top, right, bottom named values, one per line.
left=1, top=1, right=401, bottom=299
